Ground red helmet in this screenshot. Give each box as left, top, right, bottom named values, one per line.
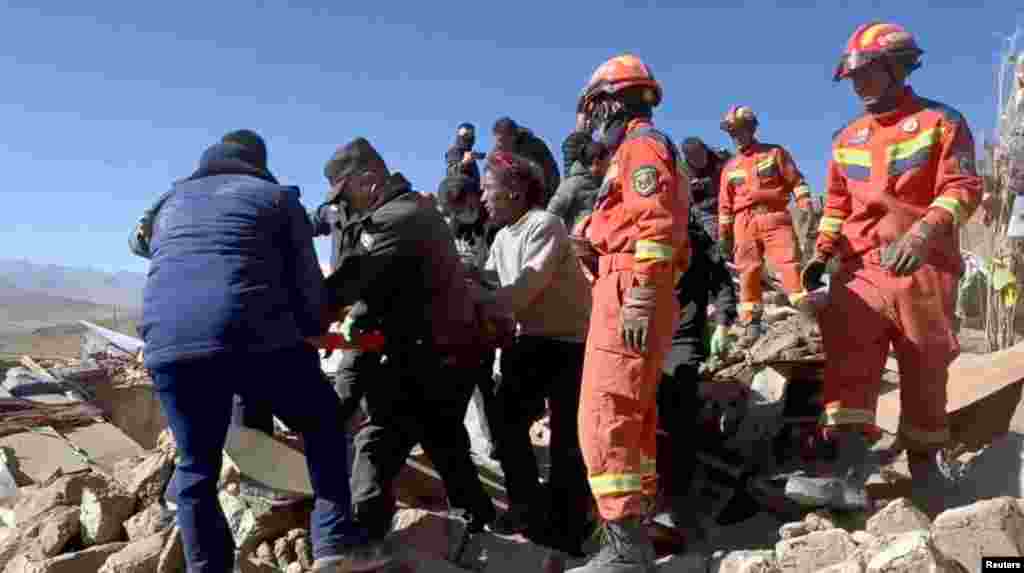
left=577, top=54, right=662, bottom=116
left=834, top=22, right=923, bottom=82
left=720, top=105, right=758, bottom=133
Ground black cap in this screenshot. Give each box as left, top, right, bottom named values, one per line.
left=221, top=129, right=268, bottom=171
left=323, top=137, right=387, bottom=203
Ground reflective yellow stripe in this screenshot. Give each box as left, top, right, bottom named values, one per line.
left=833, top=148, right=871, bottom=167
left=756, top=157, right=775, bottom=171
left=886, top=127, right=939, bottom=161
left=900, top=425, right=951, bottom=447
left=635, top=240, right=674, bottom=262
left=720, top=215, right=734, bottom=225
left=793, top=184, right=811, bottom=198
left=931, top=196, right=963, bottom=226
left=819, top=216, right=844, bottom=234
left=726, top=169, right=746, bottom=182
left=589, top=473, right=644, bottom=496
left=738, top=302, right=762, bottom=313
left=789, top=291, right=809, bottom=305
left=820, top=406, right=874, bottom=426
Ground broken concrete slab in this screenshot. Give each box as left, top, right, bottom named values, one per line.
left=0, top=429, right=90, bottom=484
left=931, top=497, right=1024, bottom=571
left=0, top=506, right=80, bottom=569
left=710, top=549, right=778, bottom=573
left=223, top=425, right=313, bottom=497
left=876, top=341, right=1024, bottom=449
left=123, top=503, right=175, bottom=542
left=775, top=529, right=856, bottom=573
left=80, top=483, right=135, bottom=546
left=4, top=542, right=128, bottom=573
left=865, top=498, right=931, bottom=538
left=864, top=530, right=959, bottom=573
left=112, top=449, right=174, bottom=509
left=98, top=528, right=172, bottom=573
left=13, top=472, right=108, bottom=525
left=216, top=490, right=313, bottom=554
left=63, top=422, right=145, bottom=474
left=816, top=561, right=864, bottom=573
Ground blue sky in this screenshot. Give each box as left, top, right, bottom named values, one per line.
left=0, top=1, right=1021, bottom=273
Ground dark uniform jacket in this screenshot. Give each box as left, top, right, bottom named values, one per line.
left=324, top=173, right=478, bottom=349
left=664, top=213, right=737, bottom=372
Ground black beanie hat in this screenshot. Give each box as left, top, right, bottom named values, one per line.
left=221, top=129, right=268, bottom=171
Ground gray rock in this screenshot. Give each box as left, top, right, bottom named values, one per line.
left=775, top=529, right=856, bottom=573
left=80, top=484, right=135, bottom=546
left=865, top=498, right=931, bottom=538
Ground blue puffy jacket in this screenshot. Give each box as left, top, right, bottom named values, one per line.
left=139, top=143, right=326, bottom=369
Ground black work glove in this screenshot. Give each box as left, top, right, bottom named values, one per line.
left=801, top=256, right=829, bottom=292
left=621, top=286, right=657, bottom=354
left=719, top=232, right=734, bottom=261
left=562, top=131, right=593, bottom=170
left=881, top=219, right=935, bottom=277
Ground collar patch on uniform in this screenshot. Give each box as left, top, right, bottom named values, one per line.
left=360, top=231, right=375, bottom=250
left=902, top=118, right=919, bottom=133
left=847, top=127, right=871, bottom=146
left=631, top=166, right=660, bottom=197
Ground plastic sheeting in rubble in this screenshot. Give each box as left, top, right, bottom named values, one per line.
left=956, top=250, right=1019, bottom=319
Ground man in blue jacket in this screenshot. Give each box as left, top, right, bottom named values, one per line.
left=131, top=129, right=279, bottom=436
left=138, top=142, right=389, bottom=573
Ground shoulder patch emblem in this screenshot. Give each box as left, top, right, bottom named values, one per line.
left=360, top=231, right=375, bottom=251
left=902, top=118, right=919, bottom=133
left=631, top=166, right=660, bottom=197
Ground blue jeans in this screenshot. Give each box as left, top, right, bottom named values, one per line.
left=151, top=344, right=365, bottom=572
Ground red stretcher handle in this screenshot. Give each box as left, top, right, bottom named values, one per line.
left=306, top=332, right=386, bottom=353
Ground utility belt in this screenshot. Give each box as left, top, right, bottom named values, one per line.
left=741, top=203, right=788, bottom=216
left=598, top=253, right=684, bottom=286
left=598, top=253, right=635, bottom=276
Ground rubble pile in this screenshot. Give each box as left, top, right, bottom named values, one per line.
left=0, top=439, right=184, bottom=573
left=1, top=321, right=1023, bottom=572
left=704, top=310, right=824, bottom=383
left=659, top=497, right=1024, bottom=573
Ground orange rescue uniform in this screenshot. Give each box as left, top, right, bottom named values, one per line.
left=719, top=143, right=813, bottom=322
left=579, top=118, right=689, bottom=521
left=815, top=87, right=982, bottom=452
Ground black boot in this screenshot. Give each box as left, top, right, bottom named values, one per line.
left=784, top=431, right=879, bottom=510
left=566, top=517, right=656, bottom=573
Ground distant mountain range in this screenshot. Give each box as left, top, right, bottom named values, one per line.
left=0, top=260, right=145, bottom=335
left=0, top=259, right=146, bottom=310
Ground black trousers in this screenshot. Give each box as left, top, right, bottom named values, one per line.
left=656, top=334, right=703, bottom=498
left=483, top=336, right=591, bottom=553
left=338, top=346, right=497, bottom=539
